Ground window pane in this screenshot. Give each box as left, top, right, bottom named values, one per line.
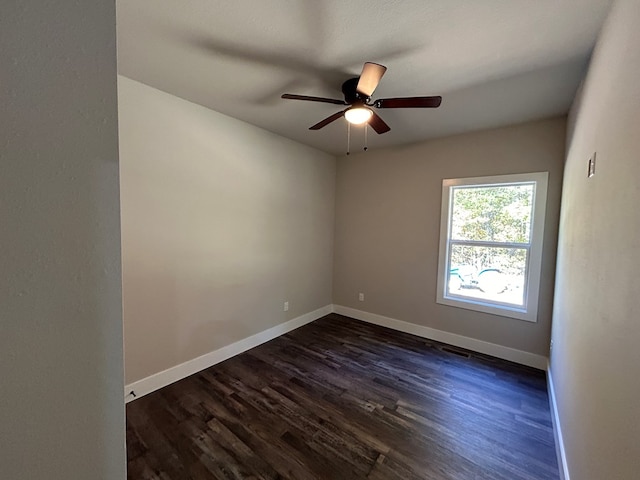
left=447, top=244, right=527, bottom=306
left=451, top=184, right=534, bottom=243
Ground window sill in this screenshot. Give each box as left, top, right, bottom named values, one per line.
left=437, top=295, right=537, bottom=322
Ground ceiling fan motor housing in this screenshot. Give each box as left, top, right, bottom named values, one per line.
left=341, top=77, right=368, bottom=104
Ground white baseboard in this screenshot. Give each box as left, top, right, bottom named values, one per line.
left=547, top=365, right=570, bottom=480
left=125, top=303, right=548, bottom=403
left=332, top=305, right=548, bottom=370
left=125, top=304, right=333, bottom=403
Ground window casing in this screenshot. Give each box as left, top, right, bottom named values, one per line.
left=436, top=172, right=548, bottom=322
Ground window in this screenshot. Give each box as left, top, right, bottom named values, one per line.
left=436, top=172, right=548, bottom=322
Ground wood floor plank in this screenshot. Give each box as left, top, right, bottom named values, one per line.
left=127, top=314, right=559, bottom=479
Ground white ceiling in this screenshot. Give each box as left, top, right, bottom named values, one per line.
left=116, top=0, right=612, bottom=155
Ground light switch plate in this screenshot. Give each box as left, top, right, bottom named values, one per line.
left=588, top=152, right=596, bottom=178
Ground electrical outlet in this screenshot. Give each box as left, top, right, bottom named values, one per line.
left=588, top=152, right=596, bottom=178
left=550, top=339, right=553, bottom=351
left=358, top=292, right=365, bottom=302
left=283, top=301, right=289, bottom=312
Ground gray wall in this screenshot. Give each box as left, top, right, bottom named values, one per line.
left=118, top=77, right=336, bottom=384
left=550, top=0, right=640, bottom=478
left=0, top=1, right=125, bottom=479
left=333, top=117, right=566, bottom=356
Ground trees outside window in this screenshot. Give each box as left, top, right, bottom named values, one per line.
left=436, top=172, right=548, bottom=322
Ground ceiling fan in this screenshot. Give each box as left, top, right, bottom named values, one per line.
left=281, top=62, right=442, bottom=134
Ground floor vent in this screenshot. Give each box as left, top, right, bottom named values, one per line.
left=441, top=346, right=471, bottom=358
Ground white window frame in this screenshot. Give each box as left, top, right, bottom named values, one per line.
left=436, top=172, right=548, bottom=322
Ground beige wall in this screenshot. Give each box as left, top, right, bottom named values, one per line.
left=551, top=0, right=640, bottom=478
left=333, top=117, right=566, bottom=356
left=1, top=1, right=125, bottom=479
left=118, top=77, right=336, bottom=384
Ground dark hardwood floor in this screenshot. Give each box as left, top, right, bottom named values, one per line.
left=126, top=314, right=559, bottom=480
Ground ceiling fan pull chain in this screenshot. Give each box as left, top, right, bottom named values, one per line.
left=364, top=124, right=368, bottom=152
left=346, top=121, right=351, bottom=155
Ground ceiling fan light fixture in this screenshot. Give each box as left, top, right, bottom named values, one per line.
left=345, top=107, right=373, bottom=125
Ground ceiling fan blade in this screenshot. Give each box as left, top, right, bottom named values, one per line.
left=368, top=111, right=391, bottom=134
left=356, top=62, right=387, bottom=97
left=309, top=110, right=346, bottom=130
left=374, top=96, right=442, bottom=108
left=282, top=94, right=346, bottom=105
